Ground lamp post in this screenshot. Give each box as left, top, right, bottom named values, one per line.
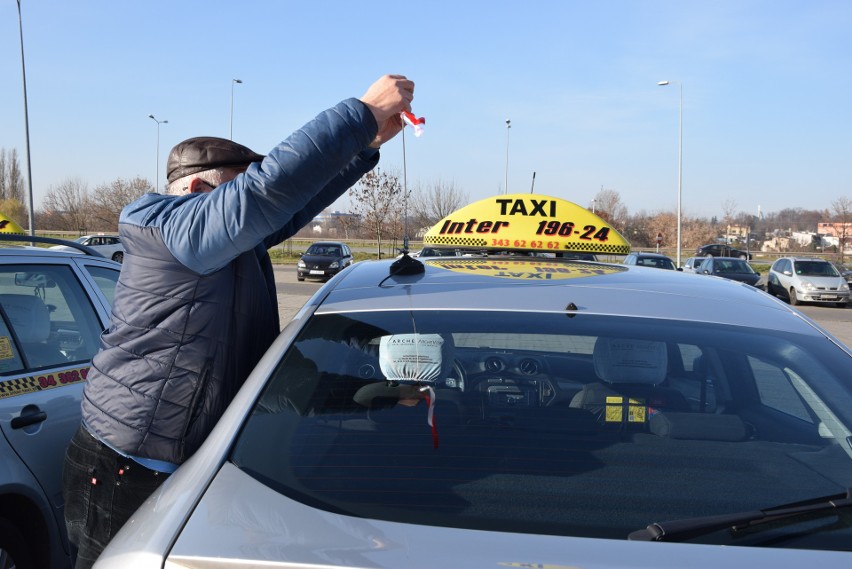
left=16, top=0, right=35, bottom=236
left=657, top=80, right=683, bottom=267
left=504, top=119, right=511, bottom=194
left=148, top=115, right=168, bottom=191
left=230, top=79, right=242, bottom=140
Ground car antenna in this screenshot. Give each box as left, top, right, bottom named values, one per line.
left=390, top=110, right=425, bottom=276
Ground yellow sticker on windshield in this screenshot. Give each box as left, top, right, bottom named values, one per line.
left=423, top=194, right=630, bottom=255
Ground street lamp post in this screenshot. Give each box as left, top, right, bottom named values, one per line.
left=658, top=80, right=683, bottom=267
left=230, top=79, right=242, bottom=140
left=504, top=119, right=511, bottom=194
left=16, top=0, right=35, bottom=236
left=148, top=115, right=168, bottom=191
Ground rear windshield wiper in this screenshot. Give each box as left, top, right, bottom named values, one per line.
left=628, top=488, right=852, bottom=542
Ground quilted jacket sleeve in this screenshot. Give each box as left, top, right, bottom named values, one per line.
left=156, top=98, right=377, bottom=275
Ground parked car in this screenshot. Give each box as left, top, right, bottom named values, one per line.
left=0, top=235, right=121, bottom=568
left=681, top=256, right=703, bottom=273
left=50, top=234, right=125, bottom=263
left=98, top=198, right=852, bottom=568
left=623, top=251, right=676, bottom=270
left=767, top=257, right=850, bottom=307
left=296, top=241, right=353, bottom=281
left=695, top=256, right=761, bottom=287
left=829, top=261, right=852, bottom=284
left=696, top=243, right=752, bottom=260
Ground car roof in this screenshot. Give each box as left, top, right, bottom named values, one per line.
left=315, top=256, right=816, bottom=336
left=633, top=252, right=670, bottom=258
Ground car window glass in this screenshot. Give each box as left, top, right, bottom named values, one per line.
left=748, top=356, right=812, bottom=423
left=231, top=310, right=852, bottom=540
left=84, top=265, right=120, bottom=306
left=0, top=314, right=25, bottom=374
left=0, top=265, right=105, bottom=371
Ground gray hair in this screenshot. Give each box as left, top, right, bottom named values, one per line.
left=166, top=168, right=227, bottom=196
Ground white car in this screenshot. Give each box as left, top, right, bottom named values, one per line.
left=96, top=195, right=852, bottom=569
left=50, top=234, right=125, bottom=263
left=681, top=256, right=703, bottom=273
left=767, top=257, right=850, bottom=307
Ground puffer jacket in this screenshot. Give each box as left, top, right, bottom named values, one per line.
left=81, top=98, right=378, bottom=465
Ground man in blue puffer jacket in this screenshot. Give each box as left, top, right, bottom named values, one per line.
left=62, top=73, right=415, bottom=568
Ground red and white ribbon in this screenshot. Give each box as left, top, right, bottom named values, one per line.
left=420, top=385, right=438, bottom=448
left=401, top=111, right=426, bottom=137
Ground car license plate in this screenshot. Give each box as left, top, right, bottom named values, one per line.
left=310, top=270, right=325, bottom=275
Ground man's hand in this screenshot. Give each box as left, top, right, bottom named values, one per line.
left=360, top=74, right=414, bottom=148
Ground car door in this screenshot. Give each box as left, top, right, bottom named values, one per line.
left=0, top=259, right=119, bottom=520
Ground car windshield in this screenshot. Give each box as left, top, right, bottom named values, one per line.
left=795, top=261, right=840, bottom=277
left=306, top=245, right=340, bottom=256
left=715, top=259, right=753, bottom=273
left=231, top=310, right=852, bottom=547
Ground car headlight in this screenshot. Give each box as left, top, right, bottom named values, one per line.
left=840, top=282, right=850, bottom=292
left=297, top=260, right=306, bottom=268
left=799, top=280, right=816, bottom=291
left=329, top=261, right=339, bottom=269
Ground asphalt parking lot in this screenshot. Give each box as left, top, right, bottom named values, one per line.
left=273, top=266, right=852, bottom=349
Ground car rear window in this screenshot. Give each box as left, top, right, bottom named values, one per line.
left=231, top=311, right=852, bottom=544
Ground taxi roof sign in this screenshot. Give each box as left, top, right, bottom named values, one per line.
left=423, top=194, right=630, bottom=256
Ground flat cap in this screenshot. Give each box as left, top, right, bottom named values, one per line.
left=166, top=136, right=265, bottom=184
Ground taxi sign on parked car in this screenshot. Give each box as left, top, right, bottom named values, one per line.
left=422, top=193, right=630, bottom=256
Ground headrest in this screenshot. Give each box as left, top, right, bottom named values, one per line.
left=0, top=294, right=50, bottom=343
left=593, top=337, right=667, bottom=385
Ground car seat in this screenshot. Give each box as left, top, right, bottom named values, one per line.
left=0, top=294, right=64, bottom=368
left=569, top=337, right=690, bottom=427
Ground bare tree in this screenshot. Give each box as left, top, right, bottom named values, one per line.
left=592, top=188, right=628, bottom=230
left=348, top=169, right=407, bottom=258
left=6, top=148, right=25, bottom=203
left=42, top=178, right=90, bottom=232
left=409, top=179, right=469, bottom=233
left=831, top=196, right=852, bottom=262
left=0, top=149, right=7, bottom=200
left=89, top=176, right=152, bottom=231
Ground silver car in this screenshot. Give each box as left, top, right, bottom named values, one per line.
left=97, top=253, right=852, bottom=568
left=767, top=257, right=850, bottom=307
left=0, top=235, right=121, bottom=568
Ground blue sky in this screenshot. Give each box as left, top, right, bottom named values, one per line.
left=1, top=0, right=850, bottom=219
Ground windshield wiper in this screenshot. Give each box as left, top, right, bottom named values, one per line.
left=628, top=488, right=852, bottom=542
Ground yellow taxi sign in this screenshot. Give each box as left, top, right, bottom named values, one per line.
left=422, top=194, right=630, bottom=255
left=0, top=213, right=25, bottom=234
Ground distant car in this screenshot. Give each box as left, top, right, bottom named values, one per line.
left=559, top=252, right=598, bottom=261
left=695, top=256, right=760, bottom=287
left=412, top=246, right=464, bottom=258
left=623, top=251, right=676, bottom=270
left=767, top=257, right=849, bottom=307
left=681, top=257, right=703, bottom=273
left=296, top=241, right=353, bottom=281
left=696, top=243, right=752, bottom=260
left=50, top=234, right=125, bottom=263
left=829, top=261, right=852, bottom=284
left=0, top=235, right=121, bottom=568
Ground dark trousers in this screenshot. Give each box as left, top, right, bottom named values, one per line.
left=62, top=425, right=169, bottom=569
